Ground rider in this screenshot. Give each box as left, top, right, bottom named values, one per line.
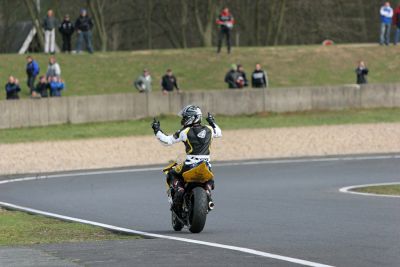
left=151, top=105, right=222, bottom=215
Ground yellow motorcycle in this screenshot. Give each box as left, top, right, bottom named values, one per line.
left=163, top=161, right=215, bottom=233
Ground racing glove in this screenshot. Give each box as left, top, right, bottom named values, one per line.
left=206, top=113, right=216, bottom=128
left=151, top=118, right=161, bottom=135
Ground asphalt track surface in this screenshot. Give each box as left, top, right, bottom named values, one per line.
left=0, top=155, right=399, bottom=267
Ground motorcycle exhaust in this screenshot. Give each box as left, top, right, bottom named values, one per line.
left=208, top=201, right=215, bottom=210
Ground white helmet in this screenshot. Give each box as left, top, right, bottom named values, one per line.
left=178, top=105, right=202, bottom=126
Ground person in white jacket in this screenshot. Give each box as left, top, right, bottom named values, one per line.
left=380, top=2, right=393, bottom=45
left=46, top=56, right=61, bottom=79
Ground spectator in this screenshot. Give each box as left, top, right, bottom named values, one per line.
left=236, top=64, right=248, bottom=88
left=5, top=76, right=21, bottom=100
left=33, top=76, right=49, bottom=98
left=380, top=2, right=393, bottom=45
left=355, top=61, right=369, bottom=84
left=251, top=64, right=269, bottom=88
left=134, top=69, right=152, bottom=93
left=43, top=9, right=57, bottom=54
left=59, top=14, right=75, bottom=53
left=48, top=76, right=65, bottom=97
left=393, top=4, right=400, bottom=45
left=26, top=55, right=40, bottom=93
left=224, top=64, right=239, bottom=89
left=46, top=56, right=61, bottom=79
left=161, top=69, right=180, bottom=94
left=216, top=7, right=235, bottom=54
left=75, top=9, right=94, bottom=54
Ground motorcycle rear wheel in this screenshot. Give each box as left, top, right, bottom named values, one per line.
left=189, top=187, right=208, bottom=233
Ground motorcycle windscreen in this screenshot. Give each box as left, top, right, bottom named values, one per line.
left=182, top=162, right=214, bottom=183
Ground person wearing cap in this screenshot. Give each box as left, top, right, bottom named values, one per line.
left=43, top=9, right=57, bottom=54
left=224, top=64, right=239, bottom=89
left=161, top=69, right=180, bottom=94
left=134, top=69, right=152, bottom=93
left=75, top=8, right=94, bottom=53
left=59, top=14, right=75, bottom=53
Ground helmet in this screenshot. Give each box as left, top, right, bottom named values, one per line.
left=178, top=105, right=202, bottom=126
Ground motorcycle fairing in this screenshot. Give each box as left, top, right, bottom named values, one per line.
left=182, top=161, right=214, bottom=183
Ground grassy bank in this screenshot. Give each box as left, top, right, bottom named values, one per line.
left=0, top=208, right=138, bottom=246
left=0, top=108, right=399, bottom=144
left=1, top=45, right=400, bottom=98
left=353, top=185, right=400, bottom=196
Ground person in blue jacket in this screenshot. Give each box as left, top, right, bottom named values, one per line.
left=380, top=2, right=393, bottom=45
left=48, top=76, right=65, bottom=97
left=5, top=76, right=21, bottom=100
left=26, top=56, right=40, bottom=94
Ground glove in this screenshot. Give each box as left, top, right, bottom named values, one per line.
left=206, top=113, right=216, bottom=128
left=151, top=118, right=161, bottom=135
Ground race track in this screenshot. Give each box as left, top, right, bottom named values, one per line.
left=1, top=155, right=399, bottom=267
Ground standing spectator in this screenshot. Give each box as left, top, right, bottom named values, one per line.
left=161, top=69, right=180, bottom=94
left=216, top=7, right=235, bottom=54
left=75, top=9, right=94, bottom=54
left=380, top=2, right=393, bottom=45
left=26, top=55, right=40, bottom=93
left=43, top=9, right=57, bottom=54
left=48, top=76, right=65, bottom=97
left=33, top=76, right=49, bottom=98
left=224, top=64, right=239, bottom=89
left=46, top=56, right=61, bottom=79
left=236, top=64, right=248, bottom=88
left=355, top=61, right=369, bottom=84
left=393, top=4, right=400, bottom=45
left=134, top=69, right=152, bottom=93
left=5, top=76, right=21, bottom=100
left=251, top=64, right=269, bottom=88
left=59, top=14, right=75, bottom=53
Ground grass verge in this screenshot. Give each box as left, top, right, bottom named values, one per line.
left=0, top=207, right=138, bottom=246
left=353, top=185, right=400, bottom=196
left=0, top=108, right=399, bottom=144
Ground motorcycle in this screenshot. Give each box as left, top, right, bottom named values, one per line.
left=163, top=160, right=215, bottom=233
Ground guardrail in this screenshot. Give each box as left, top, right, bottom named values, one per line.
left=0, top=83, right=399, bottom=129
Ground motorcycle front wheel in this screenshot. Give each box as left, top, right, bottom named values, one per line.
left=188, top=187, right=208, bottom=233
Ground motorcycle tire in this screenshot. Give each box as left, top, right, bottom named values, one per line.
left=171, top=211, right=184, bottom=231
left=189, top=187, right=208, bottom=233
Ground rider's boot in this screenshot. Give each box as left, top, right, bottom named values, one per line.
left=172, top=188, right=184, bottom=217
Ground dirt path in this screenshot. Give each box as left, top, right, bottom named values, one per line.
left=1, top=123, right=400, bottom=175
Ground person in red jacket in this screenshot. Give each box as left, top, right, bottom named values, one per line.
left=393, top=4, right=400, bottom=45
left=216, top=7, right=234, bottom=54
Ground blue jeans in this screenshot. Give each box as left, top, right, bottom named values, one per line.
left=76, top=31, right=93, bottom=53
left=395, top=27, right=400, bottom=45
left=380, top=23, right=391, bottom=45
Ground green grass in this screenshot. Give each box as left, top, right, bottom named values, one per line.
left=353, top=185, right=400, bottom=196
left=0, top=208, right=138, bottom=246
left=1, top=45, right=400, bottom=98
left=0, top=108, right=399, bottom=144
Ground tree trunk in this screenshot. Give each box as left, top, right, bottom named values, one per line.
left=274, top=0, right=286, bottom=46
left=194, top=0, right=218, bottom=47
left=24, top=0, right=44, bottom=49
left=87, top=0, right=107, bottom=52
left=147, top=0, right=153, bottom=49
left=180, top=0, right=188, bottom=48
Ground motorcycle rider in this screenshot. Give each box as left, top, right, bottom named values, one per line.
left=151, top=105, right=222, bottom=215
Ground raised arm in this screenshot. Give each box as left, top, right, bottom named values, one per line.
left=152, top=118, right=185, bottom=146
left=206, top=113, right=222, bottom=138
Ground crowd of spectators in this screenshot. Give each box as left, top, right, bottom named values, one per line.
left=42, top=8, right=94, bottom=54
left=4, top=55, right=66, bottom=100
left=224, top=63, right=268, bottom=89
left=2, top=4, right=396, bottom=100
